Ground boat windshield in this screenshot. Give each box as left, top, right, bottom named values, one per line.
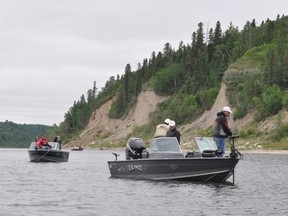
left=150, top=137, right=181, bottom=153
left=49, top=142, right=60, bottom=150
left=194, top=137, right=218, bottom=153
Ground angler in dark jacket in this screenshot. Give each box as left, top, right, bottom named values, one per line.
left=166, top=120, right=181, bottom=144
left=213, top=106, right=233, bottom=157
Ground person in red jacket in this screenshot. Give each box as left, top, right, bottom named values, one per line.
left=36, top=134, right=51, bottom=149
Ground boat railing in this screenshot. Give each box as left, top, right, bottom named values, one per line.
left=29, top=142, right=60, bottom=150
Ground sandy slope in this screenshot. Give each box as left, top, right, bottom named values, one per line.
left=66, top=90, right=169, bottom=147
left=66, top=82, right=287, bottom=148
left=67, top=82, right=238, bottom=147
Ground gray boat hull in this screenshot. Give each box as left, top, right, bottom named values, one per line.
left=28, top=149, right=70, bottom=162
left=108, top=157, right=239, bottom=183
left=28, top=141, right=70, bottom=162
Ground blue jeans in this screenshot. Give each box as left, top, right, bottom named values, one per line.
left=214, top=137, right=225, bottom=157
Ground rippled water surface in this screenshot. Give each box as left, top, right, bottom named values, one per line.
left=0, top=148, right=287, bottom=216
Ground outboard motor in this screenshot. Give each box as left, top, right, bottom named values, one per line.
left=125, top=138, right=148, bottom=160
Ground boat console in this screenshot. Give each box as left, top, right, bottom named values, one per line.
left=185, top=137, right=238, bottom=158
left=149, top=137, right=185, bottom=159
left=186, top=137, right=222, bottom=157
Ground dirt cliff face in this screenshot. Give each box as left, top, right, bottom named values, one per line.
left=66, top=90, right=169, bottom=147
left=66, top=83, right=262, bottom=148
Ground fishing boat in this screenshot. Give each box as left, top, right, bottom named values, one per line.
left=107, top=136, right=242, bottom=183
left=71, top=145, right=84, bottom=151
left=28, top=142, right=70, bottom=162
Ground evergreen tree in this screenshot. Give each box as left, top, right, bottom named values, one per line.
left=214, top=21, right=223, bottom=46
left=281, top=48, right=288, bottom=89
left=193, top=22, right=208, bottom=90
left=207, top=28, right=214, bottom=61
left=163, top=42, right=174, bottom=67
left=264, top=19, right=275, bottom=43
left=123, top=64, right=131, bottom=108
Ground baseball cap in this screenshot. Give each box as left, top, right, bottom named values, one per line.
left=223, top=106, right=232, bottom=113
left=169, top=120, right=176, bottom=127
left=164, top=118, right=171, bottom=124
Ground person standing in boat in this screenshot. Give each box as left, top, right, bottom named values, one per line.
left=213, top=106, right=233, bottom=157
left=54, top=135, right=62, bottom=150
left=166, top=120, right=181, bottom=144
left=154, top=118, right=171, bottom=138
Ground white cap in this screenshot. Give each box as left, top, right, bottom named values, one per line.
left=169, top=120, right=176, bottom=127
left=223, top=106, right=232, bottom=113
left=164, top=118, right=170, bottom=124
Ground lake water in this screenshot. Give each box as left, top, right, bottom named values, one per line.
left=0, top=148, right=287, bottom=216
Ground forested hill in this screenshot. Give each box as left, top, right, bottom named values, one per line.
left=55, top=14, right=288, bottom=149
left=0, top=121, right=51, bottom=148
left=2, top=15, right=288, bottom=150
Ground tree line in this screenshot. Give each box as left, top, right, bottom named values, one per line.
left=54, top=14, right=288, bottom=144
left=0, top=121, right=50, bottom=148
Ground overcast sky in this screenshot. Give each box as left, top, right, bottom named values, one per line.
left=0, top=0, right=287, bottom=126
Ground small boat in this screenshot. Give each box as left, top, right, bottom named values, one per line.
left=28, top=142, right=70, bottom=162
left=71, top=145, right=84, bottom=151
left=107, top=136, right=242, bottom=183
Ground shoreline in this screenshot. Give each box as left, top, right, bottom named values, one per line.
left=240, top=149, right=288, bottom=155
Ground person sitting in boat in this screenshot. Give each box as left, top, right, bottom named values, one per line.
left=154, top=118, right=170, bottom=138
left=166, top=120, right=181, bottom=144
left=53, top=135, right=62, bottom=150
left=34, top=137, right=39, bottom=150
left=73, top=144, right=83, bottom=150
left=36, top=134, right=51, bottom=149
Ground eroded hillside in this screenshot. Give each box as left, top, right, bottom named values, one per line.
left=66, top=82, right=242, bottom=147
left=66, top=80, right=288, bottom=149
left=66, top=90, right=169, bottom=147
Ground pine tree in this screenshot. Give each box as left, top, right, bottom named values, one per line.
left=123, top=64, right=131, bottom=108
left=163, top=42, right=174, bottom=68
left=214, top=21, right=223, bottom=46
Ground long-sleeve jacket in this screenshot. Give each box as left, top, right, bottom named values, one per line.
left=166, top=128, right=181, bottom=144
left=154, top=124, right=170, bottom=138
left=213, top=111, right=232, bottom=138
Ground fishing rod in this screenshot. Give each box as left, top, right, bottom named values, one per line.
left=229, top=135, right=243, bottom=184
left=112, top=152, right=119, bottom=160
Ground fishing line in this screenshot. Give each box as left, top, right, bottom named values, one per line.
left=35, top=148, right=51, bottom=161
left=246, top=151, right=288, bottom=191
left=244, top=151, right=274, bottom=180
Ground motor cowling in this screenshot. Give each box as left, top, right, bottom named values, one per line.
left=125, top=138, right=148, bottom=160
